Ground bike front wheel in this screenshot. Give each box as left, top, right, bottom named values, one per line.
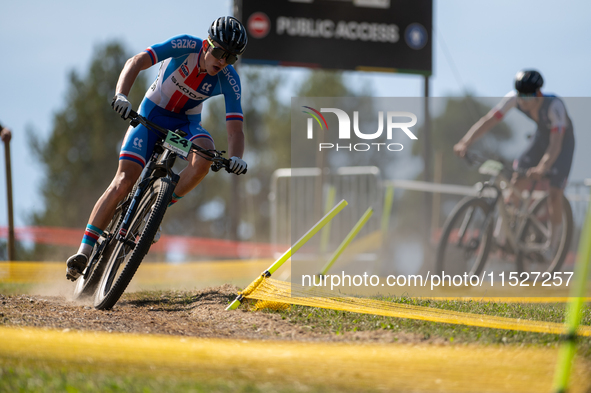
left=436, top=197, right=494, bottom=277
left=93, top=177, right=173, bottom=310
left=516, top=194, right=573, bottom=273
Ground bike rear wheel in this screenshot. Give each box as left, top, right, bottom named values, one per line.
left=93, top=177, right=173, bottom=310
left=516, top=194, right=573, bottom=273
left=436, top=197, right=494, bottom=276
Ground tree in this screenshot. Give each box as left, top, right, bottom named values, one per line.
left=395, top=95, right=515, bottom=236
left=411, top=95, right=513, bottom=185
left=31, top=41, right=147, bottom=258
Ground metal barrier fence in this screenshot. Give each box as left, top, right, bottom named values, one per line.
left=270, top=167, right=590, bottom=275
left=270, top=167, right=383, bottom=254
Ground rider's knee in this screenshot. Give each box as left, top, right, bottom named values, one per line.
left=107, top=172, right=137, bottom=199
left=189, top=157, right=212, bottom=178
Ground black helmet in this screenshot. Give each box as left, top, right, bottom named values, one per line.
left=514, top=70, right=544, bottom=94
left=208, top=16, right=248, bottom=55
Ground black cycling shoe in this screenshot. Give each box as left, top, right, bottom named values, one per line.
left=66, top=253, right=88, bottom=281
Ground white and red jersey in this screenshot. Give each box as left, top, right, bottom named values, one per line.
left=143, top=34, right=243, bottom=122
left=491, top=91, right=572, bottom=136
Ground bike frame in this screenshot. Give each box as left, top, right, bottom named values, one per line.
left=474, top=171, right=549, bottom=255
left=115, top=109, right=228, bottom=244
left=117, top=147, right=179, bottom=242
left=81, top=139, right=179, bottom=280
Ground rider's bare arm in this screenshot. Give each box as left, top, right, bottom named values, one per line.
left=115, top=52, right=153, bottom=96
left=455, top=92, right=516, bottom=157
left=226, top=120, right=245, bottom=158
left=454, top=111, right=502, bottom=156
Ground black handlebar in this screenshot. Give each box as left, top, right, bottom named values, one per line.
left=126, top=110, right=246, bottom=175
left=464, top=151, right=546, bottom=179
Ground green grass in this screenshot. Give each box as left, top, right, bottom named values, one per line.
left=263, top=297, right=591, bottom=358
left=3, top=284, right=591, bottom=389
left=0, top=283, right=34, bottom=294
left=0, top=361, right=376, bottom=393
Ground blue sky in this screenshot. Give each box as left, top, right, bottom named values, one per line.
left=1, top=0, right=591, bottom=227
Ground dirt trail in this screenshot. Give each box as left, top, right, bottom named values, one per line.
left=0, top=285, right=425, bottom=344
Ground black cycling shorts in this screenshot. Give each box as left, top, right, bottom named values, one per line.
left=514, top=130, right=575, bottom=189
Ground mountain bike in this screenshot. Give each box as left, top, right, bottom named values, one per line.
left=72, top=109, right=245, bottom=310
left=435, top=152, right=573, bottom=277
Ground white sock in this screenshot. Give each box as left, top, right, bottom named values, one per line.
left=76, top=243, right=93, bottom=258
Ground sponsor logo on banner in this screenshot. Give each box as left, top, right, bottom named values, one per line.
left=248, top=12, right=271, bottom=39
left=405, top=23, right=428, bottom=50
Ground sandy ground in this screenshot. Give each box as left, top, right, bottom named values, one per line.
left=0, top=284, right=437, bottom=344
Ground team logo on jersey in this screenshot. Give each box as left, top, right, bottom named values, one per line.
left=171, top=75, right=207, bottom=100
left=171, top=39, right=197, bottom=49
left=133, top=138, right=143, bottom=149
left=179, top=61, right=190, bottom=78
left=200, top=83, right=212, bottom=93
left=221, top=68, right=241, bottom=100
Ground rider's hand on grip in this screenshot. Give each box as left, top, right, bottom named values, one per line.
left=228, top=156, right=247, bottom=175
left=111, top=93, right=132, bottom=119
left=453, top=141, right=469, bottom=158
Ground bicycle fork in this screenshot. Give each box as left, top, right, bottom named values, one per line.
left=455, top=185, right=499, bottom=250
left=116, top=151, right=179, bottom=246
left=493, top=179, right=540, bottom=253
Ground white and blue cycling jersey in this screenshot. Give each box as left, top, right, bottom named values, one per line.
left=144, top=34, right=243, bottom=119
left=120, top=34, right=243, bottom=168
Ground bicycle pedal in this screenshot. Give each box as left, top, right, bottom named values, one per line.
left=66, top=254, right=88, bottom=282
left=66, top=270, right=80, bottom=282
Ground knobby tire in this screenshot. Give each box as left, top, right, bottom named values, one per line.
left=436, top=196, right=494, bottom=277
left=516, top=194, right=573, bottom=273
left=93, top=178, right=173, bottom=310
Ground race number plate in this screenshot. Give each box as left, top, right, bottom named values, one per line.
left=478, top=159, right=504, bottom=176
left=163, top=131, right=191, bottom=158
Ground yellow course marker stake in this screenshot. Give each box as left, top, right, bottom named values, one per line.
left=553, top=189, right=591, bottom=393
left=320, top=185, right=337, bottom=254
left=381, top=185, right=395, bottom=240
left=226, top=199, right=348, bottom=310
left=319, top=207, right=374, bottom=276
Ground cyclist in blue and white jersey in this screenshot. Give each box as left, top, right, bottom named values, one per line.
left=66, top=16, right=249, bottom=280
left=454, top=70, right=575, bottom=257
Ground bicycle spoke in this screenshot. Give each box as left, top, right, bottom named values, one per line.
left=456, top=206, right=475, bottom=247
left=528, top=214, right=550, bottom=241
left=516, top=194, right=573, bottom=274
left=437, top=197, right=492, bottom=277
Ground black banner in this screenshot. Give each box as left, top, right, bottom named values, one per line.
left=238, top=0, right=432, bottom=75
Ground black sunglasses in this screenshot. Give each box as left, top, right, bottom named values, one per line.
left=207, top=38, right=238, bottom=65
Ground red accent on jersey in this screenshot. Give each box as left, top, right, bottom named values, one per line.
left=166, top=68, right=207, bottom=113
left=119, top=153, right=146, bottom=167
left=165, top=91, right=185, bottom=113
left=145, top=48, right=157, bottom=65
